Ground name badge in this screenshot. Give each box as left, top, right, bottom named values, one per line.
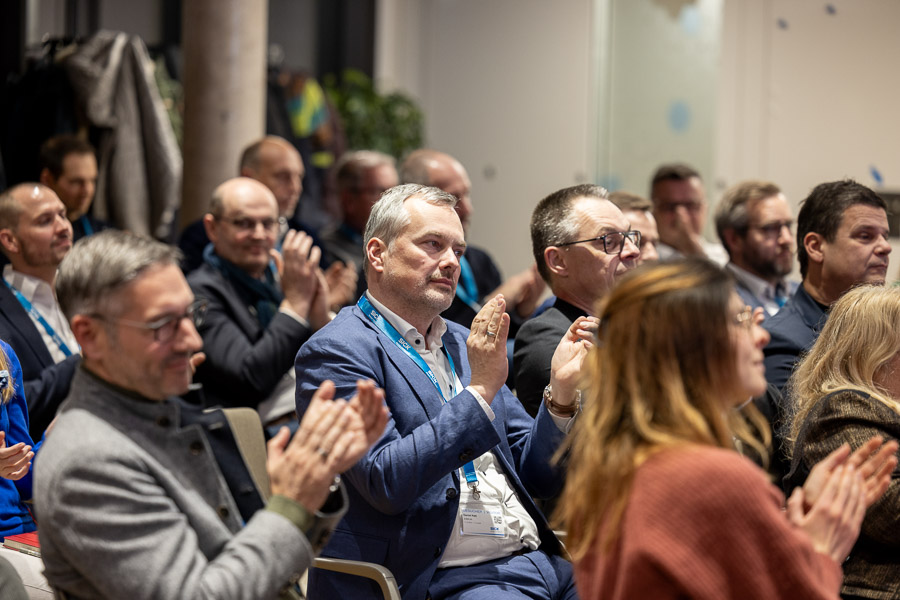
left=459, top=501, right=507, bottom=537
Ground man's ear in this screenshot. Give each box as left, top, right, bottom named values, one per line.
left=804, top=232, right=825, bottom=265
left=544, top=246, right=568, bottom=277
left=722, top=228, right=743, bottom=258
left=0, top=229, right=18, bottom=256
left=366, top=237, right=387, bottom=274
left=39, top=168, right=55, bottom=187
left=70, top=314, right=105, bottom=361
left=202, top=214, right=218, bottom=244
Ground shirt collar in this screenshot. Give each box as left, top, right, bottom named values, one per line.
left=726, top=263, right=786, bottom=302
left=365, top=291, right=447, bottom=352
left=3, top=264, right=55, bottom=306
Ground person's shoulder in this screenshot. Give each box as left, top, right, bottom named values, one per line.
left=639, top=446, right=774, bottom=506
left=186, top=262, right=225, bottom=289
left=517, top=306, right=570, bottom=338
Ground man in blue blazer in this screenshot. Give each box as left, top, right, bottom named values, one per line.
left=296, top=183, right=584, bottom=599
left=763, top=180, right=891, bottom=392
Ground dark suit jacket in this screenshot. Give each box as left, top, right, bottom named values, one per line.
left=734, top=277, right=798, bottom=317
left=784, top=389, right=900, bottom=599
left=762, top=283, right=827, bottom=393
left=442, top=245, right=502, bottom=330
left=0, top=283, right=79, bottom=439
left=513, top=297, right=585, bottom=417
left=187, top=263, right=312, bottom=410
left=295, top=305, right=565, bottom=600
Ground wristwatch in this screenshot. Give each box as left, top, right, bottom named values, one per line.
left=543, top=384, right=581, bottom=417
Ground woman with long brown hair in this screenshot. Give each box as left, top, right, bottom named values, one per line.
left=556, top=259, right=892, bottom=599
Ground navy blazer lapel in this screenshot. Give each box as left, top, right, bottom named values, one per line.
left=351, top=306, right=445, bottom=418
left=440, top=328, right=469, bottom=386
left=0, top=284, right=55, bottom=367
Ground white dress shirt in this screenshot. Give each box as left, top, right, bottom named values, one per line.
left=3, top=265, right=79, bottom=362
left=365, top=292, right=544, bottom=567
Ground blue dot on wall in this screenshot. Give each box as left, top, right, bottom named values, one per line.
left=870, top=165, right=884, bottom=187
left=679, top=5, right=702, bottom=36
left=668, top=101, right=691, bottom=133
left=597, top=175, right=622, bottom=192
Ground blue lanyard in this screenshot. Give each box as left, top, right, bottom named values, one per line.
left=4, top=280, right=74, bottom=357
left=357, top=295, right=481, bottom=497
left=79, top=215, right=94, bottom=237
left=455, top=255, right=481, bottom=312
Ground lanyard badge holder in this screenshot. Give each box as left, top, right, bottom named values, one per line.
left=357, top=296, right=481, bottom=500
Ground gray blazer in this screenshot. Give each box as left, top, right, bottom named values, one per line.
left=34, top=368, right=315, bottom=600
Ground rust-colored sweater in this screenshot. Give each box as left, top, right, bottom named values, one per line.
left=574, top=446, right=842, bottom=599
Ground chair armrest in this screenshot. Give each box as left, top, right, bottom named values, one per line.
left=313, top=557, right=401, bottom=600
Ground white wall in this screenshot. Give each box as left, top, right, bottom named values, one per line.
left=717, top=0, right=900, bottom=281
left=377, top=0, right=595, bottom=276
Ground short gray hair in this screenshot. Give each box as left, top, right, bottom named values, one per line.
left=335, top=151, right=396, bottom=191
left=57, top=230, right=182, bottom=320
left=362, top=184, right=457, bottom=276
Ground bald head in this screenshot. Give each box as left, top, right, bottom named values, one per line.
left=0, top=183, right=73, bottom=281
left=239, top=136, right=305, bottom=218
left=204, top=177, right=279, bottom=277
left=400, top=149, right=473, bottom=233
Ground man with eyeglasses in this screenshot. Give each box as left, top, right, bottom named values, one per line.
left=187, top=177, right=330, bottom=433
left=35, top=229, right=388, bottom=599
left=0, top=183, right=80, bottom=439
left=763, top=179, right=891, bottom=393
left=296, top=183, right=585, bottom=599
left=650, top=163, right=728, bottom=265
left=715, top=180, right=798, bottom=319
left=514, top=184, right=639, bottom=417
left=319, top=150, right=399, bottom=304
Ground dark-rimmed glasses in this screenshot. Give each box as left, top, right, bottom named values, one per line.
left=748, top=220, right=793, bottom=238
left=216, top=216, right=279, bottom=233
left=558, top=230, right=641, bottom=255
left=93, top=300, right=208, bottom=342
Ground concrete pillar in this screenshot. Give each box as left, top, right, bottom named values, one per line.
left=179, top=0, right=268, bottom=231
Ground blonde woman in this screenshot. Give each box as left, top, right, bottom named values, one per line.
left=0, top=341, right=38, bottom=536
left=556, top=259, right=892, bottom=600
left=787, top=285, right=900, bottom=600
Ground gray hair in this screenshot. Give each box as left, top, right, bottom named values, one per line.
left=57, top=230, right=182, bottom=320
left=362, top=184, right=457, bottom=276
left=531, top=184, right=609, bottom=283
left=335, top=150, right=396, bottom=191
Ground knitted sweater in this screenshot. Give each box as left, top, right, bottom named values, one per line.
left=574, top=445, right=842, bottom=599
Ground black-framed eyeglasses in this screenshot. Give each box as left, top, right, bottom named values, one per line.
left=93, top=300, right=208, bottom=342
left=216, top=216, right=279, bottom=233
left=558, top=230, right=641, bottom=255
left=748, top=220, right=793, bottom=238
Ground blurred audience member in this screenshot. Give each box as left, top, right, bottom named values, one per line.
left=609, top=190, right=659, bottom=264
left=716, top=180, right=796, bottom=319
left=557, top=258, right=891, bottom=600
left=39, top=135, right=108, bottom=242
left=786, top=284, right=900, bottom=599
left=650, top=163, right=727, bottom=265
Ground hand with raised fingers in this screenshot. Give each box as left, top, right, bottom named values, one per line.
left=276, top=229, right=321, bottom=319
left=803, top=437, right=899, bottom=510
left=466, top=294, right=510, bottom=404
left=266, top=381, right=351, bottom=512
left=325, top=261, right=358, bottom=311
left=788, top=464, right=867, bottom=562
left=548, top=316, right=599, bottom=411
